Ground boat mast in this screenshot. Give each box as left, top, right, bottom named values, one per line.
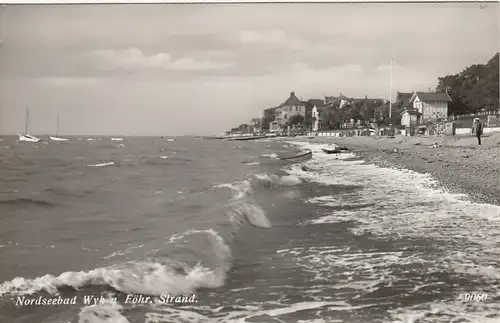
left=56, top=110, right=60, bottom=136
left=24, top=108, right=29, bottom=134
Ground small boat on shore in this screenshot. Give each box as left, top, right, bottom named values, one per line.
left=322, top=144, right=349, bottom=154
left=278, top=148, right=312, bottom=161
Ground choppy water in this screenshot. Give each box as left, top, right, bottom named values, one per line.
left=0, top=136, right=499, bottom=323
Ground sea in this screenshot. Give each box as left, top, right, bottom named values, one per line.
left=0, top=135, right=499, bottom=323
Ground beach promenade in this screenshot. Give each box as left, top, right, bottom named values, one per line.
left=292, top=133, right=500, bottom=205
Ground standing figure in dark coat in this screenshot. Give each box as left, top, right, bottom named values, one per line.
left=474, top=118, right=484, bottom=145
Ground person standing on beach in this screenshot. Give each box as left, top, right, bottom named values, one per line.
left=474, top=118, right=483, bottom=145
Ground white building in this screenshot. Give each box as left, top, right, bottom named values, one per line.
left=400, top=107, right=421, bottom=128
left=312, top=105, right=327, bottom=131
left=408, top=91, right=452, bottom=122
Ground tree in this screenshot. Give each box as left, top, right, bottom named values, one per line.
left=261, top=116, right=274, bottom=130
left=375, top=102, right=401, bottom=126
left=361, top=100, right=376, bottom=122
left=324, top=108, right=342, bottom=129
left=342, top=102, right=360, bottom=125
left=436, top=52, right=499, bottom=115
left=287, top=114, right=305, bottom=126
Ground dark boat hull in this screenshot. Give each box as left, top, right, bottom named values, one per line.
left=322, top=148, right=340, bottom=154
left=233, top=136, right=268, bottom=141
left=322, top=148, right=349, bottom=154
left=279, top=149, right=313, bottom=161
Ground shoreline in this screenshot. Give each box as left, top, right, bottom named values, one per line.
left=287, top=134, right=500, bottom=206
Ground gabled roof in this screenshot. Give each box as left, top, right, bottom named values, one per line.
left=308, top=99, right=325, bottom=107
left=396, top=92, right=413, bottom=102
left=281, top=92, right=305, bottom=107
left=410, top=91, right=452, bottom=103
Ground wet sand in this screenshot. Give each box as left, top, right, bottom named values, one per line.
left=292, top=133, right=500, bottom=205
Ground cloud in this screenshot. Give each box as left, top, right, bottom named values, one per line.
left=29, top=77, right=111, bottom=87
left=238, top=29, right=287, bottom=44
left=375, top=61, right=405, bottom=72
left=89, top=48, right=234, bottom=71
left=290, top=62, right=364, bottom=81
left=236, top=29, right=308, bottom=50
left=206, top=62, right=367, bottom=102
left=198, top=49, right=234, bottom=59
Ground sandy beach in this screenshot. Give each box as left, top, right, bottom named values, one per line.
left=291, top=133, right=500, bottom=205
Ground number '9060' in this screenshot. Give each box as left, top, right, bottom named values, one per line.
left=460, top=293, right=488, bottom=302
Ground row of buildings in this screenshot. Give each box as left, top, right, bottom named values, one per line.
left=232, top=89, right=452, bottom=136
left=254, top=90, right=452, bottom=133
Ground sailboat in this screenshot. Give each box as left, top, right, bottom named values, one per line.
left=49, top=110, right=69, bottom=141
left=18, top=108, right=41, bottom=142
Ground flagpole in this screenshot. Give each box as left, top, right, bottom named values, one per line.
left=389, top=58, right=393, bottom=120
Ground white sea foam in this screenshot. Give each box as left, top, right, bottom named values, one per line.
left=86, top=162, right=115, bottom=168
left=276, top=246, right=422, bottom=292
left=214, top=180, right=252, bottom=199
left=388, top=301, right=500, bottom=323
left=252, top=173, right=302, bottom=186
left=284, top=141, right=500, bottom=323
left=261, top=153, right=279, bottom=160
left=103, top=245, right=144, bottom=260
left=243, top=161, right=260, bottom=166
left=78, top=296, right=130, bottom=323
left=0, top=230, right=231, bottom=297
left=144, top=300, right=363, bottom=323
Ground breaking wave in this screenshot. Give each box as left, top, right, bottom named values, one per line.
left=0, top=169, right=276, bottom=323
left=0, top=229, right=231, bottom=298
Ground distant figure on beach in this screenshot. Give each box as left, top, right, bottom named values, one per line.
left=473, top=118, right=483, bottom=145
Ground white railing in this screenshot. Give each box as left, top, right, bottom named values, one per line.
left=308, top=127, right=500, bottom=138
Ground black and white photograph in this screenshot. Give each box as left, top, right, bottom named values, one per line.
left=0, top=1, right=499, bottom=322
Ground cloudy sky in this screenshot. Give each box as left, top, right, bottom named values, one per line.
left=0, top=2, right=498, bottom=136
